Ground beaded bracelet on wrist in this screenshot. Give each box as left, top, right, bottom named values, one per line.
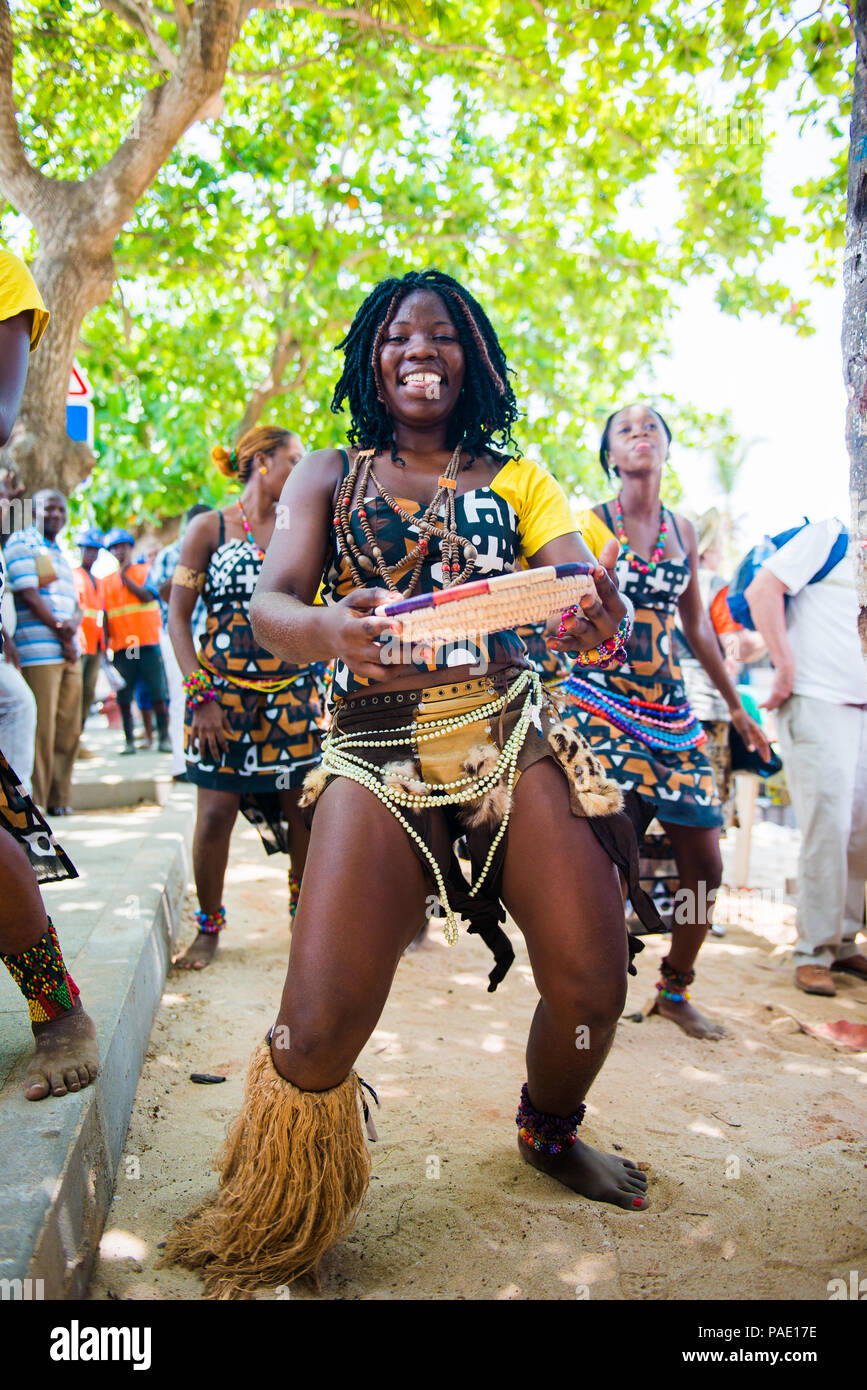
left=184, top=670, right=217, bottom=707
left=195, top=906, right=226, bottom=935
left=557, top=612, right=632, bottom=669
left=516, top=1082, right=586, bottom=1155
left=656, top=956, right=695, bottom=1003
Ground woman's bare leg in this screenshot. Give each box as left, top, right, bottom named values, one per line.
left=651, top=821, right=725, bottom=1040
left=270, top=777, right=436, bottom=1090
left=279, top=786, right=310, bottom=917
left=501, top=759, right=648, bottom=1211
left=0, top=829, right=98, bottom=1099
left=175, top=786, right=240, bottom=970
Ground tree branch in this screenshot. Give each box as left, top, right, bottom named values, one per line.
left=0, top=1, right=55, bottom=222
left=83, top=0, right=246, bottom=247
left=258, top=0, right=506, bottom=64
left=172, top=0, right=193, bottom=31
left=99, top=0, right=179, bottom=72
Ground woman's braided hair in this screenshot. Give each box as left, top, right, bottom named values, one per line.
left=331, top=269, right=521, bottom=456
left=212, top=426, right=295, bottom=483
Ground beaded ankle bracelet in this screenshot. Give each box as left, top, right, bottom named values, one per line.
left=184, top=669, right=217, bottom=707
left=0, top=918, right=80, bottom=1023
left=195, top=906, right=226, bottom=935
left=656, top=956, right=695, bottom=1003
left=516, top=1082, right=586, bottom=1155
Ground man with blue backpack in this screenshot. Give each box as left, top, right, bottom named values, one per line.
left=742, top=517, right=867, bottom=996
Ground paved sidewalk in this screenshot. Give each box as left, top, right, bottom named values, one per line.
left=0, top=773, right=194, bottom=1298
left=70, top=715, right=177, bottom=811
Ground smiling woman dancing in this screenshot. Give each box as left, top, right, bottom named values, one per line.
left=165, top=271, right=662, bottom=1297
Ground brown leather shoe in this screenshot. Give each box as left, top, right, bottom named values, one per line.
left=831, top=954, right=867, bottom=979
left=794, top=965, right=837, bottom=996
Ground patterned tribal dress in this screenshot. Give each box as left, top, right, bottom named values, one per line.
left=0, top=577, right=76, bottom=883
left=185, top=512, right=328, bottom=854
left=554, top=506, right=722, bottom=925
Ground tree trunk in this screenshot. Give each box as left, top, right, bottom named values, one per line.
left=0, top=0, right=245, bottom=495
left=844, top=0, right=867, bottom=655
left=2, top=239, right=115, bottom=495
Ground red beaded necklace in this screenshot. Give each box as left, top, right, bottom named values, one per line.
left=237, top=499, right=265, bottom=561
left=614, top=495, right=667, bottom=574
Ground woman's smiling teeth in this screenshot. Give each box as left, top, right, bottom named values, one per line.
left=401, top=370, right=443, bottom=398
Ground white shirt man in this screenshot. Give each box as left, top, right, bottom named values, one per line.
left=746, top=519, right=867, bottom=995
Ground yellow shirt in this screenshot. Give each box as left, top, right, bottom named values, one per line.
left=575, top=506, right=616, bottom=560
left=0, top=249, right=49, bottom=350
left=491, top=457, right=577, bottom=558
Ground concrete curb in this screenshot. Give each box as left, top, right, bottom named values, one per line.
left=0, top=790, right=193, bottom=1300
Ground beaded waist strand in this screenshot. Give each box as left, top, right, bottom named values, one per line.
left=321, top=669, right=543, bottom=944
left=563, top=673, right=706, bottom=752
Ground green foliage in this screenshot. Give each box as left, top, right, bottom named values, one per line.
left=0, top=0, right=854, bottom=527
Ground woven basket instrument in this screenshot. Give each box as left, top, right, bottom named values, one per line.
left=374, top=562, right=597, bottom=644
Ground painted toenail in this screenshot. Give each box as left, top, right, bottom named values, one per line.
left=633, top=1197, right=643, bottom=1208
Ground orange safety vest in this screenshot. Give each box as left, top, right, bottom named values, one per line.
left=74, top=567, right=105, bottom=655
left=102, top=564, right=162, bottom=651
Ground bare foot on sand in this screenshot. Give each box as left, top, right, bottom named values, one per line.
left=174, top=932, right=219, bottom=971
left=651, top=995, right=727, bottom=1039
left=519, top=1134, right=649, bottom=1211
left=25, top=1002, right=99, bottom=1101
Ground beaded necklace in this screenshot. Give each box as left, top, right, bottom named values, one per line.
left=236, top=498, right=265, bottom=561
left=333, top=444, right=478, bottom=596
left=614, top=495, right=667, bottom=574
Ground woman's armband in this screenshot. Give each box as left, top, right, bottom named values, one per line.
left=173, top=564, right=205, bottom=593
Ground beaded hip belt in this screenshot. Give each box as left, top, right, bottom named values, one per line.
left=563, top=674, right=707, bottom=752
left=198, top=651, right=309, bottom=694
left=314, top=668, right=546, bottom=943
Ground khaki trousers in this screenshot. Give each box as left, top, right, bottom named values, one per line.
left=80, top=651, right=102, bottom=729
left=22, top=660, right=83, bottom=809
left=775, top=695, right=867, bottom=967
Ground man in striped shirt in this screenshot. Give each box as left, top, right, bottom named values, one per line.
left=5, top=490, right=82, bottom=812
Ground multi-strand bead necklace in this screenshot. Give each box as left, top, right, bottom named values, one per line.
left=614, top=495, right=668, bottom=574
left=333, top=444, right=478, bottom=594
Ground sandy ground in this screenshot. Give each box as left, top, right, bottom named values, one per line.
left=87, top=820, right=867, bottom=1303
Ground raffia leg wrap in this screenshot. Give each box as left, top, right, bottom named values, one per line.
left=161, top=1040, right=371, bottom=1298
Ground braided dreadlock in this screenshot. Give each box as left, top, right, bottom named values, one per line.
left=331, top=270, right=521, bottom=457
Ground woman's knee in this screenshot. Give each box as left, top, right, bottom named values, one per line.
left=195, top=799, right=237, bottom=839
left=697, top=846, right=723, bottom=894
left=537, top=959, right=627, bottom=1033
left=273, top=1009, right=364, bottom=1089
